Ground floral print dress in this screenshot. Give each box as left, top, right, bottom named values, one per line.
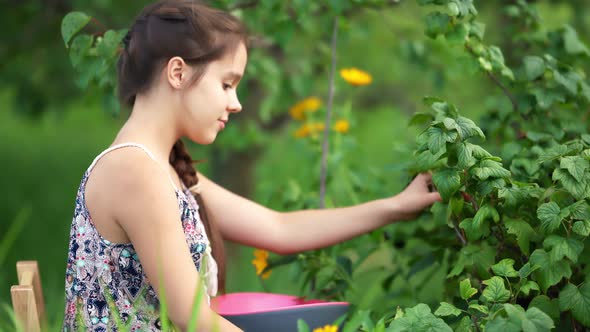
left=62, top=143, right=218, bottom=331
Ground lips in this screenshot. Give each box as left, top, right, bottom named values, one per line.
left=218, top=119, right=228, bottom=130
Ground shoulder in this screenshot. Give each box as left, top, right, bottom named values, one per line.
left=87, top=147, right=178, bottom=220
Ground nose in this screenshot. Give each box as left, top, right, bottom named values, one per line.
left=228, top=90, right=242, bottom=113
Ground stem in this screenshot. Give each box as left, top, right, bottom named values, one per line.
left=319, top=18, right=339, bottom=209
left=472, top=316, right=482, bottom=332
left=464, top=43, right=518, bottom=113
left=91, top=18, right=107, bottom=31
left=484, top=71, right=518, bottom=113
left=468, top=194, right=480, bottom=212
left=452, top=217, right=468, bottom=246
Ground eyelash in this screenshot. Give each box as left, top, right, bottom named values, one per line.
left=223, top=83, right=232, bottom=90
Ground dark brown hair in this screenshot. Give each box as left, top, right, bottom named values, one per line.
left=117, top=0, right=248, bottom=293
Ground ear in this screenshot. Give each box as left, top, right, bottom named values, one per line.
left=166, top=56, right=187, bottom=89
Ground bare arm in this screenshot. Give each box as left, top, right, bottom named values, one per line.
left=200, top=173, right=441, bottom=255
left=109, top=151, right=242, bottom=331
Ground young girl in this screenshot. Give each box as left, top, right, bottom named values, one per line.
left=62, top=0, right=441, bottom=331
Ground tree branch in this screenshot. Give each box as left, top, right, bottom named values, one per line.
left=485, top=71, right=518, bottom=113
left=319, top=18, right=338, bottom=209
left=464, top=44, right=518, bottom=113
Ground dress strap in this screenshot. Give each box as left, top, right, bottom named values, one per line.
left=87, top=142, right=180, bottom=192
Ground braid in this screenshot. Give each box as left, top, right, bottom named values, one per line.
left=170, top=139, right=226, bottom=293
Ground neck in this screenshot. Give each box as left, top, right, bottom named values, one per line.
left=113, top=92, right=180, bottom=164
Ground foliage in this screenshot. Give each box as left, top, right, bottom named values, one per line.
left=287, top=0, right=590, bottom=331
left=29, top=0, right=589, bottom=331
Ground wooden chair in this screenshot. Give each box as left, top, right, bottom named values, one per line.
left=10, top=261, right=46, bottom=332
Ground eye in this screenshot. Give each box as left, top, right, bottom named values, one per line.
left=222, top=83, right=232, bottom=90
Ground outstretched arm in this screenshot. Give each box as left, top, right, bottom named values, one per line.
left=199, top=173, right=440, bottom=255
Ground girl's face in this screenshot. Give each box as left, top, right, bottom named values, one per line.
left=179, top=42, right=247, bottom=145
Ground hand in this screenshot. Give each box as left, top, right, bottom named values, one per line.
left=392, top=173, right=442, bottom=220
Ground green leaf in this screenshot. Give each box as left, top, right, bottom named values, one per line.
left=492, top=258, right=519, bottom=278
left=455, top=116, right=485, bottom=140
left=283, top=179, right=302, bottom=202
left=563, top=25, right=590, bottom=56
left=460, top=217, right=490, bottom=241
left=537, top=202, right=568, bottom=233
left=297, top=319, right=310, bottom=332
left=414, top=150, right=446, bottom=172
left=554, top=70, right=581, bottom=95
left=559, top=283, right=590, bottom=327
left=409, top=112, right=435, bottom=127
left=537, top=144, right=568, bottom=163
left=518, top=262, right=539, bottom=279
left=455, top=316, right=473, bottom=332
left=470, top=144, right=492, bottom=159
left=530, top=295, right=560, bottom=321
left=445, top=22, right=469, bottom=44
left=449, top=244, right=495, bottom=278
left=450, top=194, right=465, bottom=215
left=519, top=280, right=540, bottom=296
left=553, top=167, right=588, bottom=200
left=343, top=310, right=373, bottom=332
left=543, top=235, right=584, bottom=263
left=427, top=127, right=458, bottom=154
left=460, top=279, right=477, bottom=300
left=468, top=21, right=485, bottom=40
left=560, top=156, right=590, bottom=182
left=530, top=249, right=572, bottom=292
left=485, top=316, right=520, bottom=332
left=470, top=159, right=510, bottom=180
left=523, top=56, right=545, bottom=81
left=477, top=178, right=506, bottom=196
left=434, top=302, right=461, bottom=317
left=532, top=88, right=566, bottom=110
left=569, top=200, right=590, bottom=220
left=473, top=204, right=500, bottom=228
left=424, top=12, right=452, bottom=39
left=498, top=304, right=555, bottom=332
left=468, top=303, right=489, bottom=314
left=68, top=35, right=93, bottom=68
left=388, top=304, right=452, bottom=332
left=573, top=220, right=590, bottom=236
left=457, top=142, right=475, bottom=168
left=432, top=168, right=462, bottom=200
left=499, top=184, right=541, bottom=208
left=96, top=29, right=126, bottom=58
left=462, top=205, right=499, bottom=240
left=61, top=12, right=92, bottom=47
left=482, top=276, right=511, bottom=303
left=375, top=318, right=386, bottom=332
left=522, top=307, right=554, bottom=331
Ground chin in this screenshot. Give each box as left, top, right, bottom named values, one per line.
left=190, top=133, right=218, bottom=145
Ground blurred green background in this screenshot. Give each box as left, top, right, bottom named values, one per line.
left=1, top=0, right=588, bottom=328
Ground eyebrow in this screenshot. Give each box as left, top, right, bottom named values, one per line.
left=224, top=72, right=243, bottom=81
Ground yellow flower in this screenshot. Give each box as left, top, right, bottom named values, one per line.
left=333, top=119, right=350, bottom=134
left=289, top=97, right=322, bottom=120
left=252, top=249, right=271, bottom=279
left=313, top=325, right=338, bottom=332
left=295, top=123, right=312, bottom=138
left=294, top=122, right=325, bottom=138
left=340, top=68, right=372, bottom=86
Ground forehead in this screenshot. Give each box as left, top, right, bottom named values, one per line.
left=210, top=43, right=248, bottom=75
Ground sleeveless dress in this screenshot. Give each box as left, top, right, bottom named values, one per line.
left=62, top=143, right=218, bottom=331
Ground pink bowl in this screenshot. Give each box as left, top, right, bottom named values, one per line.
left=211, top=292, right=349, bottom=316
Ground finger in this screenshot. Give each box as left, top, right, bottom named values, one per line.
left=420, top=172, right=433, bottom=182
left=429, top=191, right=442, bottom=202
